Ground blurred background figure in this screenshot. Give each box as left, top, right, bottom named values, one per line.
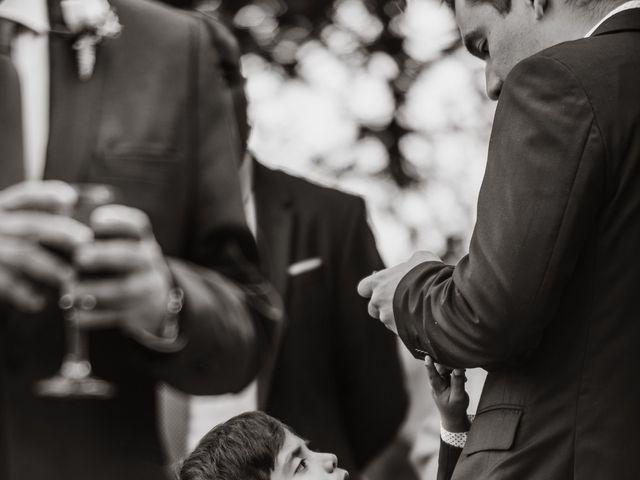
left=244, top=140, right=409, bottom=480
left=158, top=8, right=409, bottom=480
left=0, top=0, right=280, bottom=479
left=242, top=105, right=409, bottom=480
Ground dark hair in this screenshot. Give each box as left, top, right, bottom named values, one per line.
left=178, top=411, right=288, bottom=480
left=442, top=0, right=512, bottom=14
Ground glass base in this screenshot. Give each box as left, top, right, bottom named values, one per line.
left=34, top=375, right=116, bottom=399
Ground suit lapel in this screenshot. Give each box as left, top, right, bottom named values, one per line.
left=253, top=160, right=294, bottom=299
left=593, top=8, right=640, bottom=36
left=44, top=1, right=106, bottom=182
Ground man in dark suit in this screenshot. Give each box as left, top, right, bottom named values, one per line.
left=192, top=16, right=408, bottom=478
left=0, top=1, right=279, bottom=479
left=251, top=159, right=408, bottom=480
left=358, top=0, right=640, bottom=478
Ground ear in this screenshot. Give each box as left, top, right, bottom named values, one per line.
left=529, top=0, right=548, bottom=19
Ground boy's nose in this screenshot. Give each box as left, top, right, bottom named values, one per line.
left=320, top=452, right=338, bottom=472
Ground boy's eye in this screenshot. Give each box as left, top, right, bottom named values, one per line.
left=295, top=458, right=307, bottom=474
left=478, top=40, right=489, bottom=58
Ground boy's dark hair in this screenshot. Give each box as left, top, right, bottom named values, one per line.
left=442, top=0, right=511, bottom=14
left=443, top=0, right=616, bottom=16
left=179, top=411, right=288, bottom=480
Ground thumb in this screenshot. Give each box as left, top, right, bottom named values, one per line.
left=425, top=356, right=447, bottom=394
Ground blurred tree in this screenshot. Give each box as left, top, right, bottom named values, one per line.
left=196, top=0, right=493, bottom=263
left=203, top=0, right=461, bottom=187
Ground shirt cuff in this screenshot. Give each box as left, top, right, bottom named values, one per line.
left=440, top=414, right=475, bottom=448
left=440, top=428, right=468, bottom=449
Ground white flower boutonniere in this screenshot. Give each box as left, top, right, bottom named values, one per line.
left=61, top=0, right=123, bottom=81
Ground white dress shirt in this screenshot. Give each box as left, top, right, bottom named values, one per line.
left=585, top=0, right=640, bottom=37
left=0, top=0, right=50, bottom=181
left=239, top=151, right=257, bottom=237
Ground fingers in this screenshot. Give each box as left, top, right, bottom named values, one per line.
left=435, top=362, right=452, bottom=377
left=367, top=301, right=379, bottom=319
left=75, top=239, right=155, bottom=274
left=425, top=355, right=448, bottom=394
left=0, top=269, right=47, bottom=313
left=0, top=211, right=93, bottom=249
left=0, top=238, right=75, bottom=286
left=72, top=269, right=163, bottom=310
left=357, top=274, right=374, bottom=298
left=71, top=270, right=168, bottom=331
left=90, top=205, right=152, bottom=241
left=450, top=369, right=468, bottom=400
left=378, top=307, right=398, bottom=335
left=412, top=250, right=442, bottom=264
left=367, top=298, right=398, bottom=335
left=71, top=309, right=122, bottom=329
left=0, top=180, right=77, bottom=214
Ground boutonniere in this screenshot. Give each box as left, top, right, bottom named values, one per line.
left=60, top=0, right=123, bottom=81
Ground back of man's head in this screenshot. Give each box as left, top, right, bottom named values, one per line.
left=179, top=411, right=287, bottom=480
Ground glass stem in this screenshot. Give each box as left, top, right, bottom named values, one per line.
left=62, top=313, right=92, bottom=379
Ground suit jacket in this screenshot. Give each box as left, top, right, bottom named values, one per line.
left=393, top=10, right=640, bottom=480
left=253, top=161, right=408, bottom=479
left=0, top=2, right=279, bottom=479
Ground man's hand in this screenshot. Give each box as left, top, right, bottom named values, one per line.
left=425, top=355, right=470, bottom=433
left=357, top=251, right=441, bottom=335
left=70, top=205, right=173, bottom=341
left=0, top=181, right=93, bottom=312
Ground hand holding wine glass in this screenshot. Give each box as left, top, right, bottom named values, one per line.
left=70, top=203, right=175, bottom=340
left=35, top=183, right=124, bottom=398
left=0, top=181, right=92, bottom=313
left=0, top=181, right=178, bottom=399
left=0, top=181, right=177, bottom=398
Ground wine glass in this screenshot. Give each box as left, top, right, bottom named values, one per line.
left=34, top=183, right=119, bottom=399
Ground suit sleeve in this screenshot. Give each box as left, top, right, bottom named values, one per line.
left=138, top=17, right=281, bottom=395
left=393, top=54, right=606, bottom=368
left=437, top=439, right=462, bottom=480
left=335, top=198, right=409, bottom=467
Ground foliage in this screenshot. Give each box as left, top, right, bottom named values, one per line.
left=202, top=0, right=495, bottom=264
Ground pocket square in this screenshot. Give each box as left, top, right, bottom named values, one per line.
left=288, top=258, right=322, bottom=276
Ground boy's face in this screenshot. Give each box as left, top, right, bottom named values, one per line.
left=271, top=430, right=349, bottom=480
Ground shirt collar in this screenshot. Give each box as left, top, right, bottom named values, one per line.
left=585, top=0, right=640, bottom=37
left=0, top=0, right=50, bottom=35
